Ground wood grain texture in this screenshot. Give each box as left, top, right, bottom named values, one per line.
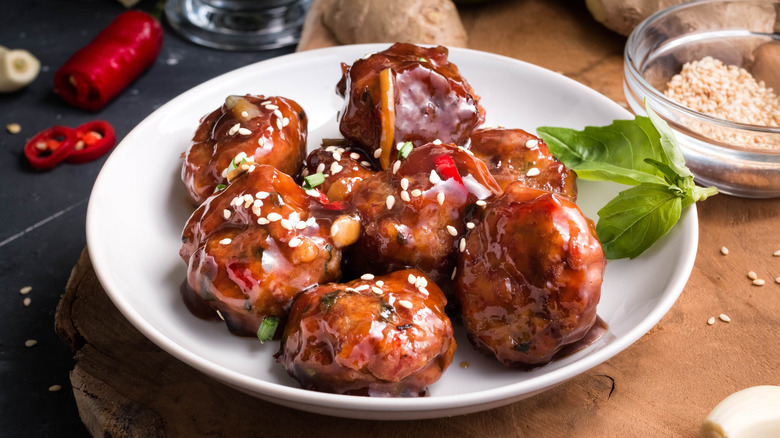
left=56, top=0, right=780, bottom=436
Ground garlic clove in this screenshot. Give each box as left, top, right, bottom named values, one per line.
left=0, top=47, right=41, bottom=92
left=701, top=385, right=780, bottom=438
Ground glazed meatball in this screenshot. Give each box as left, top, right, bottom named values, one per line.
left=180, top=165, right=360, bottom=336
left=455, top=182, right=605, bottom=367
left=345, top=142, right=502, bottom=290
left=302, top=142, right=376, bottom=202
left=182, top=94, right=307, bottom=205
left=469, top=128, right=577, bottom=200
left=277, top=269, right=456, bottom=396
left=337, top=43, right=484, bottom=169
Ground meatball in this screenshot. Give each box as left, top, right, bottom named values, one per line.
left=337, top=43, right=484, bottom=169
left=277, top=269, right=456, bottom=396
left=455, top=182, right=605, bottom=367
left=302, top=142, right=376, bottom=202
left=182, top=94, right=307, bottom=205
left=345, top=142, right=502, bottom=291
left=469, top=128, right=577, bottom=200
left=180, top=165, right=360, bottom=336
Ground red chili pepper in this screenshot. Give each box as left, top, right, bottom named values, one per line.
left=433, top=154, right=464, bottom=186
left=67, top=120, right=116, bottom=163
left=24, top=126, right=77, bottom=170
left=53, top=11, right=163, bottom=111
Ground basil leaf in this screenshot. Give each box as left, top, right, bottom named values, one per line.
left=538, top=117, right=669, bottom=186
left=645, top=103, right=694, bottom=179
left=596, top=183, right=682, bottom=259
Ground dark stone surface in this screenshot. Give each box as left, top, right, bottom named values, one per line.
left=0, top=1, right=293, bottom=436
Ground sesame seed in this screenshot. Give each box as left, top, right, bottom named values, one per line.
left=466, top=222, right=475, bottom=229
left=350, top=152, right=360, bottom=160
left=753, top=279, right=766, bottom=286
left=332, top=151, right=342, bottom=161
left=375, top=280, right=384, bottom=287
left=451, top=267, right=457, bottom=280
left=260, top=100, right=271, bottom=105
left=240, top=111, right=249, bottom=118
left=216, top=309, right=224, bottom=320
left=238, top=127, right=252, bottom=136
left=228, top=123, right=240, bottom=135
left=526, top=167, right=541, bottom=177
left=400, top=190, right=411, bottom=202
left=720, top=246, right=729, bottom=255
left=247, top=165, right=256, bottom=173
left=276, top=118, right=283, bottom=130
left=307, top=217, right=317, bottom=226
left=258, top=137, right=265, bottom=147
left=459, top=238, right=466, bottom=252
left=374, top=149, right=382, bottom=158
left=429, top=170, right=442, bottom=184
left=396, top=142, right=404, bottom=150
left=223, top=209, right=231, bottom=219
left=437, top=192, right=445, bottom=205
left=392, top=160, right=401, bottom=174
left=273, top=109, right=283, bottom=120
left=411, top=189, right=422, bottom=197
left=386, top=195, right=395, bottom=210
left=288, top=237, right=302, bottom=248
left=719, top=313, right=731, bottom=323
left=6, top=123, right=21, bottom=134
left=301, top=168, right=309, bottom=177
left=748, top=271, right=758, bottom=280
left=418, top=286, right=429, bottom=296
left=48, top=385, right=62, bottom=392
left=230, top=196, right=241, bottom=206
left=371, top=286, right=383, bottom=295
left=774, top=250, right=780, bottom=257
left=330, top=162, right=343, bottom=174
left=400, top=178, right=409, bottom=190
left=361, top=273, right=375, bottom=280
left=355, top=285, right=370, bottom=291
left=19, top=286, right=32, bottom=295
left=398, top=300, right=413, bottom=309
left=267, top=212, right=282, bottom=222
left=295, top=221, right=307, bottom=230
left=264, top=104, right=278, bottom=110
left=446, top=225, right=458, bottom=236
left=525, top=139, right=539, bottom=148
left=476, top=200, right=487, bottom=207
left=305, top=189, right=320, bottom=197
left=253, top=199, right=263, bottom=208
left=256, top=191, right=270, bottom=199
left=360, top=160, right=371, bottom=167
left=25, top=339, right=37, bottom=347
left=280, top=219, right=293, bottom=230
left=282, top=117, right=289, bottom=127
left=23, top=297, right=31, bottom=307
left=707, top=316, right=715, bottom=325
left=407, top=274, right=417, bottom=284
left=219, top=238, right=232, bottom=245
left=316, top=163, right=325, bottom=174
left=775, top=277, right=780, bottom=284
left=257, top=218, right=270, bottom=225
left=432, top=139, right=442, bottom=145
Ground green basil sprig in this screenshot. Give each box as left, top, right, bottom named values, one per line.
left=537, top=103, right=717, bottom=260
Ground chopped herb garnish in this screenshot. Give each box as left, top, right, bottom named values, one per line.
left=398, top=141, right=413, bottom=160
left=213, top=183, right=227, bottom=193
left=303, top=172, right=326, bottom=190
left=418, top=57, right=427, bottom=63
left=379, top=299, right=394, bottom=322
left=320, top=290, right=341, bottom=312
left=226, top=157, right=248, bottom=174
left=396, top=323, right=413, bottom=330
left=256, top=316, right=279, bottom=343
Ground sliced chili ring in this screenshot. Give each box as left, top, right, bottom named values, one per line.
left=24, top=126, right=77, bottom=170
left=67, top=120, right=116, bottom=163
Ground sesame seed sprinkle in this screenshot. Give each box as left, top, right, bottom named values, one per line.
left=360, top=161, right=371, bottom=167
left=476, top=200, right=487, bottom=207
left=459, top=238, right=466, bottom=252
left=419, top=286, right=429, bottom=296
left=219, top=238, right=232, bottom=245
left=411, top=189, right=422, bottom=197
left=446, top=225, right=458, bottom=236
left=48, top=385, right=62, bottom=392
left=258, top=138, right=265, bottom=147
left=719, top=313, right=731, bottom=323
left=526, top=167, right=541, bottom=177
left=253, top=199, right=263, bottom=208
left=707, top=316, right=715, bottom=325
left=276, top=118, right=283, bottom=130
left=408, top=274, right=417, bottom=284
left=392, top=160, right=401, bottom=174
left=288, top=237, right=303, bottom=248
left=301, top=168, right=309, bottom=177
left=267, top=212, right=282, bottom=222
left=374, top=149, right=382, bottom=158
left=451, top=267, right=457, bottom=280
left=332, top=151, right=342, bottom=161
left=775, top=277, right=780, bottom=284
left=307, top=217, right=317, bottom=226
left=398, top=300, right=413, bottom=309
left=241, top=111, right=249, bottom=118
left=19, top=286, right=32, bottom=295
left=350, top=152, right=360, bottom=160
left=466, top=222, right=475, bottom=229
left=280, top=219, right=293, bottom=230
left=23, top=297, right=31, bottom=307
left=773, top=250, right=780, bottom=257
left=400, top=190, right=411, bottom=202
left=753, top=279, right=766, bottom=286
left=257, top=218, right=270, bottom=225
left=273, top=109, right=283, bottom=119
left=429, top=170, right=442, bottom=184
left=243, top=194, right=254, bottom=208
left=305, top=189, right=320, bottom=197
left=396, top=142, right=405, bottom=150
left=720, top=246, right=729, bottom=255
left=371, top=286, right=384, bottom=295
left=748, top=271, right=758, bottom=280
left=282, top=117, right=289, bottom=127
left=264, top=104, right=278, bottom=110
left=228, top=123, right=240, bottom=135
left=296, top=221, right=307, bottom=230
left=223, top=209, right=231, bottom=219
left=238, top=127, right=252, bottom=136
left=256, top=191, right=270, bottom=199
left=386, top=195, right=395, bottom=210
left=316, top=163, right=325, bottom=174
left=432, top=139, right=442, bottom=145
left=331, top=162, right=343, bottom=174
left=216, top=310, right=224, bottom=320
left=25, top=339, right=37, bottom=347
left=355, top=284, right=370, bottom=291
left=525, top=139, right=539, bottom=148
left=361, top=274, right=375, bottom=280
left=437, top=192, right=445, bottom=205
left=375, top=280, right=384, bottom=287
left=400, top=178, right=409, bottom=190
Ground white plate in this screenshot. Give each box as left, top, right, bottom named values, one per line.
left=87, top=44, right=698, bottom=420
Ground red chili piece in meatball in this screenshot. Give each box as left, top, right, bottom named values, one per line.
left=469, top=128, right=577, bottom=200
left=277, top=269, right=456, bottom=396
left=180, top=165, right=360, bottom=336
left=303, top=142, right=376, bottom=202
left=182, top=94, right=307, bottom=205
left=345, top=143, right=501, bottom=291
left=337, top=43, right=484, bottom=165
left=455, top=183, right=605, bottom=367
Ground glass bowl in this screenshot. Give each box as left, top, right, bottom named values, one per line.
left=624, top=0, right=780, bottom=198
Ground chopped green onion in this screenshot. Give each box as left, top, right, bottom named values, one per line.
left=213, top=184, right=227, bottom=193
left=398, top=141, right=413, bottom=159
left=418, top=57, right=427, bottom=63
left=303, top=172, right=326, bottom=190
left=256, top=316, right=279, bottom=343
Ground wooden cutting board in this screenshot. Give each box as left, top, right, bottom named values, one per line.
left=55, top=0, right=780, bottom=436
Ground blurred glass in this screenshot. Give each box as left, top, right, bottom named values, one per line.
left=165, top=0, right=310, bottom=50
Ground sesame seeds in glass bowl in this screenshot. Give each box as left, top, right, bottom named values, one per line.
left=624, top=0, right=780, bottom=198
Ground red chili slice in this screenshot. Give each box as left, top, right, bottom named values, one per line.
left=433, top=154, right=464, bottom=186
left=67, top=120, right=116, bottom=163
left=53, top=11, right=163, bottom=111
left=24, top=126, right=77, bottom=170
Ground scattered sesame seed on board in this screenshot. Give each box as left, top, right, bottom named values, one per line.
left=774, top=250, right=780, bottom=257
left=753, top=279, right=766, bottom=286
left=6, top=123, right=21, bottom=134
left=25, top=339, right=37, bottom=347
left=775, top=277, right=780, bottom=284
left=748, top=271, right=758, bottom=280
left=23, top=297, right=31, bottom=307
left=719, top=314, right=731, bottom=323
left=720, top=246, right=729, bottom=255
left=19, top=286, right=32, bottom=295
left=48, top=385, right=62, bottom=392
left=707, top=317, right=715, bottom=325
